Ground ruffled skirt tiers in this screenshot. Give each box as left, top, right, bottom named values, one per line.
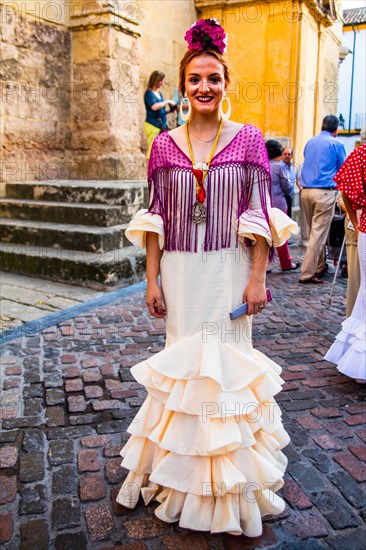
left=117, top=209, right=298, bottom=536
left=325, top=232, right=366, bottom=381
left=117, top=334, right=289, bottom=536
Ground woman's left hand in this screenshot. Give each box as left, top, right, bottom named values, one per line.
left=243, top=278, right=267, bottom=316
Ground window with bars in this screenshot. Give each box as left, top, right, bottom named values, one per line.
left=317, top=0, right=338, bottom=19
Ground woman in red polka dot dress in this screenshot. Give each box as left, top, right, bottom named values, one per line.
left=116, top=20, right=299, bottom=536
left=325, top=133, right=366, bottom=383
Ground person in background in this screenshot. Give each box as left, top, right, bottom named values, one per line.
left=173, top=88, right=185, bottom=126
left=280, top=147, right=296, bottom=218
left=336, top=192, right=360, bottom=316
left=296, top=162, right=309, bottom=245
left=266, top=140, right=300, bottom=271
left=324, top=129, right=366, bottom=384
left=299, top=115, right=346, bottom=284
left=144, top=71, right=176, bottom=159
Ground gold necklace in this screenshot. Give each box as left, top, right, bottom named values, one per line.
left=185, top=119, right=224, bottom=224
left=190, top=133, right=216, bottom=143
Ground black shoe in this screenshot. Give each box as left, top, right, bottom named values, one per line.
left=299, top=276, right=324, bottom=284
left=282, top=262, right=300, bottom=272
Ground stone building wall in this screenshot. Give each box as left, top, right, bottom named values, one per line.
left=0, top=2, right=72, bottom=193
left=0, top=0, right=197, bottom=189
left=0, top=0, right=343, bottom=189
left=70, top=24, right=142, bottom=181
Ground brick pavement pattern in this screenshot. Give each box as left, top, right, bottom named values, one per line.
left=1, top=259, right=365, bottom=549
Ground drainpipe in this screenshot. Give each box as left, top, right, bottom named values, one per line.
left=313, top=23, right=322, bottom=135
left=348, top=24, right=357, bottom=134
left=292, top=1, right=303, bottom=152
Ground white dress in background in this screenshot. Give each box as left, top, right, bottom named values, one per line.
left=325, top=232, right=366, bottom=381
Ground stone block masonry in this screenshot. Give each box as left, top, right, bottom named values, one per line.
left=0, top=3, right=72, bottom=191
left=0, top=180, right=149, bottom=287
left=0, top=0, right=162, bottom=285
left=0, top=1, right=146, bottom=191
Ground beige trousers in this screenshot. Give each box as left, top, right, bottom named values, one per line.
left=300, top=208, right=310, bottom=245
left=346, top=244, right=360, bottom=317
left=300, top=188, right=336, bottom=281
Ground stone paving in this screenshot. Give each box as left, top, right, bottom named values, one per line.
left=0, top=272, right=103, bottom=332
left=0, top=250, right=365, bottom=549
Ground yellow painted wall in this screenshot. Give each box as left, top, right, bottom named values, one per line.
left=344, top=23, right=366, bottom=32
left=295, top=4, right=322, bottom=155
left=138, top=0, right=197, bottom=148
left=294, top=1, right=342, bottom=159
left=197, top=0, right=342, bottom=162
left=139, top=2, right=197, bottom=108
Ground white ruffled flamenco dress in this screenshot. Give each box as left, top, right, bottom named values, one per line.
left=325, top=232, right=366, bottom=382
left=117, top=203, right=299, bottom=536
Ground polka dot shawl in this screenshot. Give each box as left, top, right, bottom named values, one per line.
left=146, top=124, right=273, bottom=253
left=334, top=143, right=366, bottom=233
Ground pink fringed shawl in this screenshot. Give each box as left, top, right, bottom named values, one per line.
left=147, top=124, right=271, bottom=253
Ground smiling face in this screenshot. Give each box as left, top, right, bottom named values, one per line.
left=184, top=54, right=226, bottom=117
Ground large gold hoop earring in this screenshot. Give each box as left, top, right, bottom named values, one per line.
left=180, top=94, right=192, bottom=122
left=219, top=92, right=231, bottom=121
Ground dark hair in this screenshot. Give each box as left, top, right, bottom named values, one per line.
left=147, top=71, right=165, bottom=91
left=179, top=49, right=230, bottom=96
left=321, top=115, right=339, bottom=133
left=265, top=140, right=283, bottom=160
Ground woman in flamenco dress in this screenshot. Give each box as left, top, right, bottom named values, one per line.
left=117, top=19, right=299, bottom=537
left=324, top=136, right=366, bottom=384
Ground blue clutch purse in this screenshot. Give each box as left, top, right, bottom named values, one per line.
left=229, top=288, right=272, bottom=320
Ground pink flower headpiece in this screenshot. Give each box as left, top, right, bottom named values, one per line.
left=184, top=19, right=227, bottom=54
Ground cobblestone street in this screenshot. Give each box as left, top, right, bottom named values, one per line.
left=1, top=252, right=365, bottom=549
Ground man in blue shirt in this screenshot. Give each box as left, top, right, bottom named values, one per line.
left=299, top=115, right=346, bottom=284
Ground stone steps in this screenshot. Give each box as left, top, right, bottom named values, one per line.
left=0, top=199, right=128, bottom=226
left=0, top=242, right=146, bottom=288
left=0, top=180, right=148, bottom=288
left=5, top=180, right=148, bottom=205
left=0, top=219, right=130, bottom=253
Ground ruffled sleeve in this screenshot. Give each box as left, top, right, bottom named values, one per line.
left=237, top=208, right=273, bottom=246
left=125, top=209, right=165, bottom=250
left=237, top=163, right=299, bottom=247
left=268, top=207, right=299, bottom=247
left=237, top=207, right=299, bottom=247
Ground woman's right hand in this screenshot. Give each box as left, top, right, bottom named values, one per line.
left=146, top=281, right=166, bottom=318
